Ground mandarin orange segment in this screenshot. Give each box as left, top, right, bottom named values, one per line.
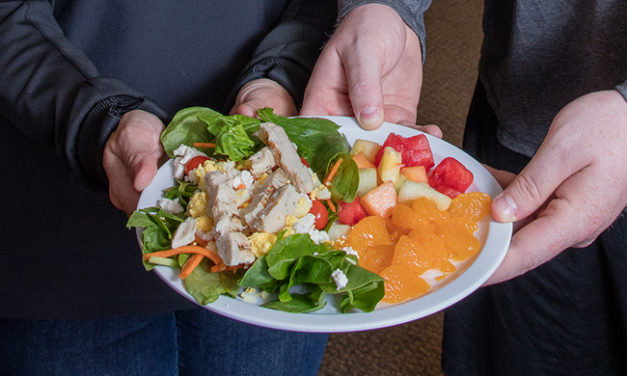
left=346, top=215, right=393, bottom=252
left=392, top=235, right=430, bottom=274
left=448, top=192, right=492, bottom=224
left=358, top=244, right=395, bottom=274
left=407, top=220, right=439, bottom=242
left=416, top=233, right=453, bottom=272
left=411, top=196, right=450, bottom=223
left=439, top=221, right=481, bottom=261
left=391, top=203, right=428, bottom=230
left=380, top=264, right=430, bottom=304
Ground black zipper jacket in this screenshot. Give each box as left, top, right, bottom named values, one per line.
left=0, top=0, right=335, bottom=318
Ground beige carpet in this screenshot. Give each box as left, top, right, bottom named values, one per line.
left=318, top=1, right=484, bottom=375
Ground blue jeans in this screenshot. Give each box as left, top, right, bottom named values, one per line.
left=0, top=308, right=328, bottom=376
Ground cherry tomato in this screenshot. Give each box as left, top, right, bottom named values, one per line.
left=309, top=200, right=329, bottom=230
left=184, top=156, right=210, bottom=174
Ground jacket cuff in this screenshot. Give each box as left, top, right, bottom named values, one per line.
left=337, top=0, right=431, bottom=63
left=77, top=95, right=167, bottom=189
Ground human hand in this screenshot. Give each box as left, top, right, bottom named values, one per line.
left=103, top=110, right=165, bottom=215
left=301, top=4, right=436, bottom=135
left=485, top=90, right=627, bottom=285
left=230, top=78, right=297, bottom=117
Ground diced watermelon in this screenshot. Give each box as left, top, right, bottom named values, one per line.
left=402, top=134, right=434, bottom=169
left=428, top=157, right=473, bottom=193
left=337, top=196, right=368, bottom=225
left=374, top=133, right=434, bottom=170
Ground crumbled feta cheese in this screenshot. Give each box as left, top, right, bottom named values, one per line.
left=342, top=247, right=359, bottom=259
left=158, top=197, right=184, bottom=214
left=309, top=229, right=330, bottom=244
left=293, top=213, right=316, bottom=234
left=310, top=184, right=331, bottom=200
left=172, top=145, right=206, bottom=179
left=331, top=269, right=348, bottom=290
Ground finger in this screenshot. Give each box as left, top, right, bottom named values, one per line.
left=484, top=199, right=577, bottom=285
left=104, top=154, right=140, bottom=214
left=341, top=47, right=385, bottom=130
left=482, top=165, right=517, bottom=189
left=230, top=103, right=257, bottom=118
left=132, top=151, right=160, bottom=192
left=491, top=140, right=584, bottom=223
left=485, top=165, right=609, bottom=285
left=301, top=49, right=353, bottom=117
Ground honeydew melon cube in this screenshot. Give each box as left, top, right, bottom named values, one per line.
left=398, top=180, right=452, bottom=211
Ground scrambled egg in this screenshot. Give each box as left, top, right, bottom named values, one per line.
left=248, top=232, right=277, bottom=257
left=187, top=191, right=208, bottom=218
left=193, top=160, right=218, bottom=190
left=196, top=216, right=214, bottom=232
left=294, top=196, right=313, bottom=218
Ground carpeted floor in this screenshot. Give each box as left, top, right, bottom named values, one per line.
left=318, top=1, right=484, bottom=375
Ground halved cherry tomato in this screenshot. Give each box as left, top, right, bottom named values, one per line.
left=185, top=156, right=210, bottom=174
left=309, top=200, right=329, bottom=230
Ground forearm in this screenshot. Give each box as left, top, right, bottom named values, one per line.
left=229, top=0, right=336, bottom=110
left=0, top=1, right=165, bottom=187
left=337, top=0, right=432, bottom=62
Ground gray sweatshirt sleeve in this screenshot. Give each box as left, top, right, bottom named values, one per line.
left=337, top=0, right=432, bottom=62
left=616, top=80, right=627, bottom=102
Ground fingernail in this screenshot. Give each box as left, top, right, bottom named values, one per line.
left=358, top=107, right=382, bottom=129
left=494, top=193, right=518, bottom=222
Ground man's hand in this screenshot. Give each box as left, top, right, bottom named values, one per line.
left=486, top=90, right=627, bottom=285
left=230, top=78, right=297, bottom=117
left=103, top=110, right=165, bottom=215
left=301, top=4, right=425, bottom=131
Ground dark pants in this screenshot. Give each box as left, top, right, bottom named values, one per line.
left=0, top=308, right=328, bottom=376
left=442, top=83, right=627, bottom=375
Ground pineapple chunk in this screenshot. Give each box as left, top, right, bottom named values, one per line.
left=377, top=147, right=402, bottom=185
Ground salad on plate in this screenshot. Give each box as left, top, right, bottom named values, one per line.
left=128, top=107, right=494, bottom=315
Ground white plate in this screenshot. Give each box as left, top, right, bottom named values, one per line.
left=136, top=116, right=511, bottom=333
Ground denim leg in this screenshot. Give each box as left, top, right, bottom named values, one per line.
left=175, top=308, right=328, bottom=376
left=0, top=313, right=178, bottom=376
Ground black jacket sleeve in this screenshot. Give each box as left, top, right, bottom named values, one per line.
left=0, top=1, right=167, bottom=188
left=228, top=0, right=337, bottom=110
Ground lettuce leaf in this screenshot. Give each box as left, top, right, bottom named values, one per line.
left=126, top=206, right=186, bottom=270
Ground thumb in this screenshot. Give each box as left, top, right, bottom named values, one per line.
left=132, top=152, right=160, bottom=192
left=490, top=146, right=573, bottom=223
left=342, top=48, right=385, bottom=130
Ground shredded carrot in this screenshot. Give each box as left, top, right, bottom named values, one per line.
left=193, top=142, right=216, bottom=148
left=178, top=253, right=204, bottom=279
left=143, top=245, right=222, bottom=266
left=326, top=199, right=336, bottom=213
left=324, top=157, right=344, bottom=186
left=235, top=183, right=246, bottom=190
left=210, top=263, right=244, bottom=273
